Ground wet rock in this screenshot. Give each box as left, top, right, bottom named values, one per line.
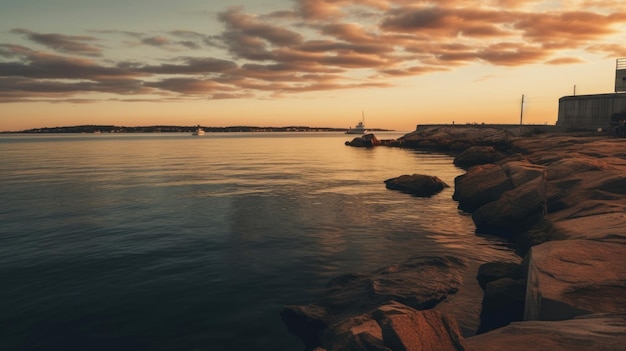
left=282, top=256, right=467, bottom=349
left=501, top=161, right=546, bottom=188
left=399, top=126, right=513, bottom=150
left=466, top=313, right=626, bottom=351
left=453, top=164, right=513, bottom=213
left=320, top=256, right=465, bottom=320
left=476, top=262, right=524, bottom=291
left=524, top=240, right=626, bottom=321
left=376, top=303, right=468, bottom=351
left=477, top=278, right=526, bottom=334
left=323, top=314, right=388, bottom=351
left=321, top=302, right=468, bottom=351
left=385, top=174, right=449, bottom=197
left=345, top=133, right=381, bottom=147
left=514, top=218, right=555, bottom=257
left=546, top=157, right=609, bottom=181
left=549, top=212, right=626, bottom=243
left=472, top=177, right=546, bottom=237
left=453, top=146, right=505, bottom=168
left=280, top=305, right=329, bottom=350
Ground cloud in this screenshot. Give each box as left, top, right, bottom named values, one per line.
left=0, top=46, right=140, bottom=80
left=219, top=7, right=303, bottom=46
left=586, top=43, right=626, bottom=57
left=1, top=0, right=625, bottom=103
left=10, top=29, right=102, bottom=56
left=139, top=57, right=237, bottom=74
left=514, top=11, right=626, bottom=48
left=295, top=0, right=388, bottom=19
left=545, top=57, right=586, bottom=65
left=142, top=36, right=171, bottom=47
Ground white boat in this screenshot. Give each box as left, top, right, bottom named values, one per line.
left=346, top=112, right=367, bottom=134
left=191, top=125, right=205, bottom=136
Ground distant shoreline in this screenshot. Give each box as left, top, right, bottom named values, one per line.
left=1, top=125, right=394, bottom=134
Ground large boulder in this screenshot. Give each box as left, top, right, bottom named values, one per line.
left=477, top=278, right=526, bottom=334
left=549, top=212, right=626, bottom=243
left=453, top=164, right=513, bottom=212
left=322, top=314, right=388, bottom=351
left=399, top=126, right=513, bottom=150
left=345, top=133, right=381, bottom=147
left=476, top=262, right=524, bottom=291
left=281, top=256, right=467, bottom=349
left=322, top=301, right=468, bottom=351
left=472, top=178, right=547, bottom=239
left=466, top=314, right=626, bottom=351
left=375, top=303, right=468, bottom=351
left=524, top=240, right=626, bottom=321
left=545, top=156, right=609, bottom=181
left=385, top=174, right=449, bottom=197
left=500, top=161, right=546, bottom=188
left=453, top=146, right=505, bottom=168
left=319, top=255, right=465, bottom=320
left=471, top=177, right=546, bottom=237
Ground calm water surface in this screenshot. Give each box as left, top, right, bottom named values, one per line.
left=0, top=132, right=516, bottom=350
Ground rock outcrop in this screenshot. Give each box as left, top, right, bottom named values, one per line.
left=477, top=278, right=526, bottom=334
left=475, top=261, right=525, bottom=291
left=287, top=127, right=626, bottom=350
left=311, top=301, right=469, bottom=351
left=281, top=256, right=466, bottom=350
left=453, top=146, right=505, bottom=168
left=475, top=262, right=527, bottom=334
left=453, top=164, right=513, bottom=212
left=466, top=314, right=626, bottom=351
left=385, top=174, right=449, bottom=197
left=524, top=239, right=626, bottom=321
left=448, top=129, right=626, bottom=349
left=345, top=133, right=381, bottom=147
left=471, top=176, right=546, bottom=237
left=398, top=126, right=516, bottom=150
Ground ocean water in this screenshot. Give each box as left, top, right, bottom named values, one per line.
left=0, top=132, right=516, bottom=351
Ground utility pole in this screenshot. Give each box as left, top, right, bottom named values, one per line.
left=519, top=94, right=524, bottom=126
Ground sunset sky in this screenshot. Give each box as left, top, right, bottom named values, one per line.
left=1, top=0, right=625, bottom=132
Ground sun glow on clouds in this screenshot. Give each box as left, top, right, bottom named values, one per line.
left=1, top=0, right=625, bottom=130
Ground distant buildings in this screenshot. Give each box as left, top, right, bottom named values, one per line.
left=557, top=58, right=626, bottom=132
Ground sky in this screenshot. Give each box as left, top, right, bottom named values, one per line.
left=1, top=0, right=625, bottom=132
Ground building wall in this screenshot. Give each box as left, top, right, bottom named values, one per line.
left=616, top=58, right=626, bottom=92
left=557, top=93, right=626, bottom=131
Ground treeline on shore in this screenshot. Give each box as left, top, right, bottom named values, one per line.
left=5, top=125, right=392, bottom=134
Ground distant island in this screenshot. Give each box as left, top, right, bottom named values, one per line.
left=2, top=125, right=394, bottom=134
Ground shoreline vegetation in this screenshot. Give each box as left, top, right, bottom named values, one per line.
left=283, top=125, right=626, bottom=350
left=1, top=125, right=393, bottom=134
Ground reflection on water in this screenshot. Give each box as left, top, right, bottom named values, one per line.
left=0, top=133, right=517, bottom=350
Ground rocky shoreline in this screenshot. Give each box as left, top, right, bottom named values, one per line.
left=283, top=126, right=626, bottom=350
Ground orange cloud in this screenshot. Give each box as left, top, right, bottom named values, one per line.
left=1, top=0, right=625, bottom=103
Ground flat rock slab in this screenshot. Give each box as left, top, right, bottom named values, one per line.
left=282, top=256, right=467, bottom=349
left=550, top=212, right=626, bottom=243
left=453, top=164, right=513, bottom=212
left=384, top=174, right=449, bottom=197
left=322, top=301, right=469, bottom=351
left=466, top=313, right=626, bottom=351
left=525, top=240, right=626, bottom=321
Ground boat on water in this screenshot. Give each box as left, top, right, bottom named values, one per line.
left=346, top=112, right=367, bottom=134
left=191, top=125, right=205, bottom=136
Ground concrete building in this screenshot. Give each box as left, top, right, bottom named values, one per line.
left=557, top=93, right=626, bottom=131
left=557, top=59, right=626, bottom=132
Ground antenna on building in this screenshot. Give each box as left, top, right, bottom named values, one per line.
left=573, top=85, right=576, bottom=96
